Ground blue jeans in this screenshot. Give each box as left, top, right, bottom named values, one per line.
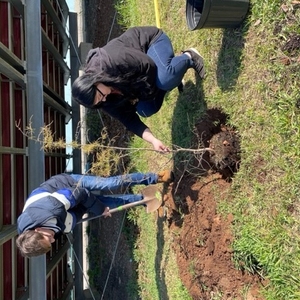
left=70, top=172, right=158, bottom=208
left=137, top=33, right=193, bottom=117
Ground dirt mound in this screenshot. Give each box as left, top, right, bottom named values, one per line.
left=281, top=34, right=300, bottom=54
left=209, top=128, right=241, bottom=174
left=164, top=109, right=263, bottom=299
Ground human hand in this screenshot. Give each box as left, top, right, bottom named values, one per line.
left=142, top=128, right=170, bottom=153
left=152, top=139, right=170, bottom=153
left=102, top=207, right=112, bottom=218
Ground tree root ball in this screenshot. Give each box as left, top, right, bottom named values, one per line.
left=209, top=129, right=241, bottom=173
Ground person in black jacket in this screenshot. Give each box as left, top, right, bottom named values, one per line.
left=72, top=26, right=205, bottom=152
left=16, top=170, right=173, bottom=257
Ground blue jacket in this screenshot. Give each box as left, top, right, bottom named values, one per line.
left=17, top=174, right=91, bottom=234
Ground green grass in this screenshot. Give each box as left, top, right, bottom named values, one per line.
left=112, top=0, right=300, bottom=299
left=127, top=207, right=191, bottom=300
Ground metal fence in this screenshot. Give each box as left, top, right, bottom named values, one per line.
left=0, top=0, right=79, bottom=299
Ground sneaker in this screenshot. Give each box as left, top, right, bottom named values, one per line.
left=183, top=48, right=205, bottom=79
left=157, top=170, right=174, bottom=183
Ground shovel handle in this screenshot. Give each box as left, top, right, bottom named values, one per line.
left=77, top=197, right=155, bottom=224
left=108, top=197, right=154, bottom=213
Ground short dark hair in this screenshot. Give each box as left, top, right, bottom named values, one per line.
left=72, top=73, right=96, bottom=108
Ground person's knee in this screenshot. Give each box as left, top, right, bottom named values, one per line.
left=136, top=107, right=157, bottom=117
left=157, top=74, right=181, bottom=91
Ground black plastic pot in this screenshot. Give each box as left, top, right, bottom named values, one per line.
left=186, top=0, right=250, bottom=30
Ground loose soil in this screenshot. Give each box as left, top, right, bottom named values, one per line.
left=163, top=109, right=263, bottom=300
left=83, top=2, right=264, bottom=299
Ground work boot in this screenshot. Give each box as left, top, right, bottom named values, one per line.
left=157, top=170, right=174, bottom=183
left=183, top=48, right=205, bottom=79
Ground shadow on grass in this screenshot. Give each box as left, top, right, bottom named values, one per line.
left=151, top=77, right=206, bottom=298
left=171, top=75, right=207, bottom=189
left=171, top=78, right=206, bottom=148
left=155, top=211, right=169, bottom=300
left=216, top=22, right=250, bottom=91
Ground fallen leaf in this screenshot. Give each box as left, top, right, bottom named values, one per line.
left=254, top=19, right=261, bottom=26
left=279, top=56, right=291, bottom=65
left=281, top=4, right=289, bottom=12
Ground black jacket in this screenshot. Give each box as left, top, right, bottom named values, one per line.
left=85, top=26, right=164, bottom=137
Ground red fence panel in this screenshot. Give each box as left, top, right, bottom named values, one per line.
left=3, top=241, right=13, bottom=300
left=0, top=2, right=9, bottom=46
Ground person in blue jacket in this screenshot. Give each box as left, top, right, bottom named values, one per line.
left=16, top=170, right=173, bottom=257
left=72, top=26, right=205, bottom=152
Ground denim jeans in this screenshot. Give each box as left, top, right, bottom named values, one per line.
left=136, top=33, right=193, bottom=117
left=147, top=33, right=193, bottom=90
left=70, top=172, right=158, bottom=208
left=94, top=193, right=143, bottom=208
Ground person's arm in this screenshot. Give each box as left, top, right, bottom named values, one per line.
left=142, top=128, right=170, bottom=152
left=101, top=101, right=148, bottom=137
left=68, top=204, right=86, bottom=231
left=102, top=100, right=171, bottom=152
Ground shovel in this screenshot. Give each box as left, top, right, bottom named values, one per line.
left=77, top=186, right=162, bottom=224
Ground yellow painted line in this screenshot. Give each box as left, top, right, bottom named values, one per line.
left=153, top=0, right=161, bottom=28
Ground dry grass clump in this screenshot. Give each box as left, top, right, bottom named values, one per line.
left=17, top=119, right=129, bottom=176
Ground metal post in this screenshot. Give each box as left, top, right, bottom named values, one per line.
left=69, top=15, right=81, bottom=174
left=69, top=12, right=84, bottom=300
left=24, top=1, right=46, bottom=299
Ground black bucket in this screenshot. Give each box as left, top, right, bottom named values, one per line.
left=186, top=0, right=250, bottom=30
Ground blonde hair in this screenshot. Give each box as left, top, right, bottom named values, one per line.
left=16, top=230, right=52, bottom=257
